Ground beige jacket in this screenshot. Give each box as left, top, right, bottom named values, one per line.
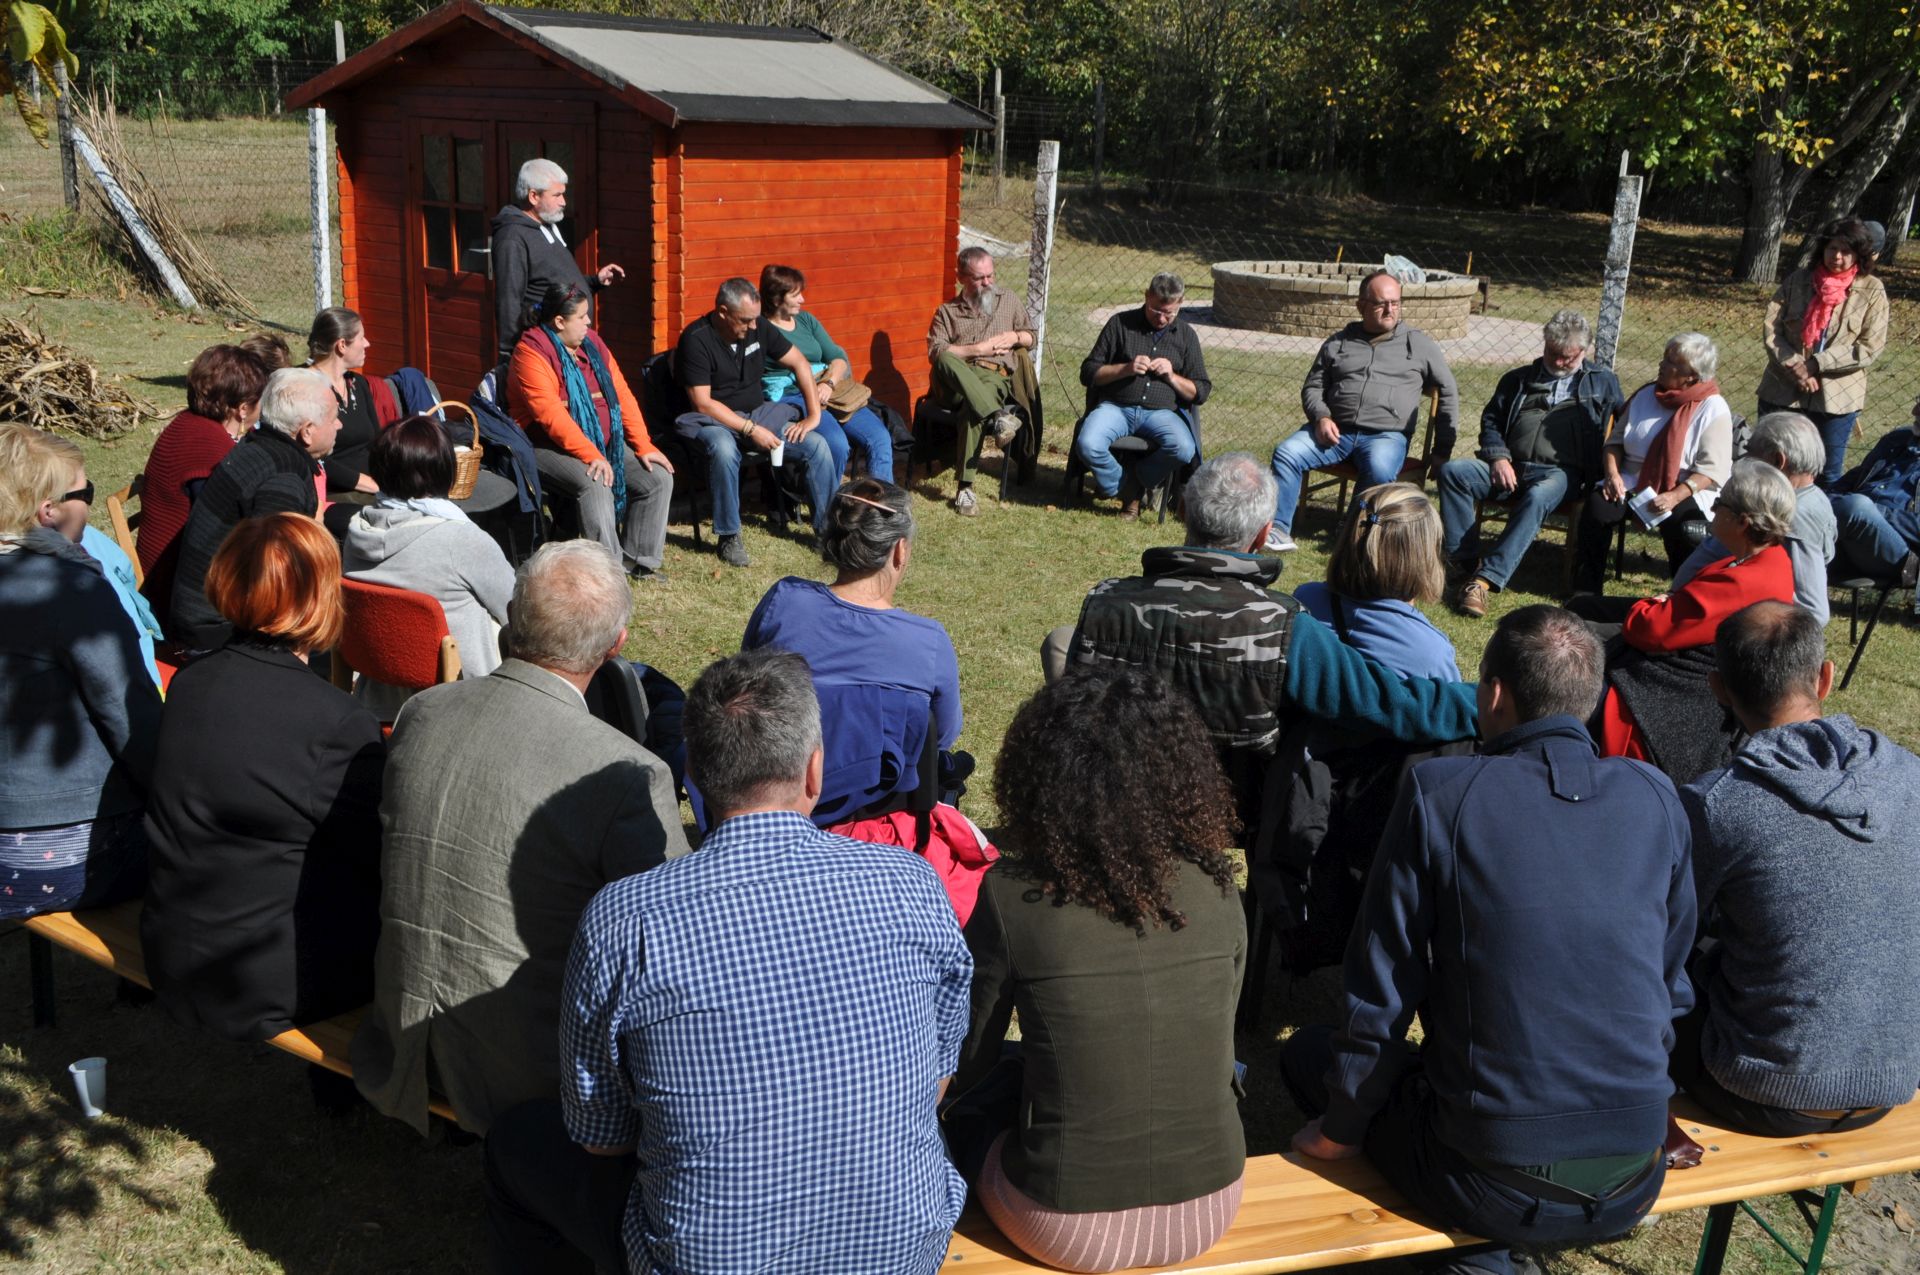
left=1759, top=269, right=1889, bottom=415
left=928, top=285, right=1035, bottom=372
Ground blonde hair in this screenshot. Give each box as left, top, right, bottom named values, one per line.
left=0, top=423, right=84, bottom=536
left=1327, top=482, right=1445, bottom=604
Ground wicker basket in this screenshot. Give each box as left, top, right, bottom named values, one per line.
left=435, top=400, right=482, bottom=500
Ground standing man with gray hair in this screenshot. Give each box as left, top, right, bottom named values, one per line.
left=168, top=367, right=341, bottom=649
left=1076, top=273, right=1211, bottom=520
left=1044, top=452, right=1478, bottom=825
left=1673, top=411, right=1837, bottom=624
left=1438, top=310, right=1624, bottom=616
left=485, top=647, right=971, bottom=1273
left=927, top=247, right=1037, bottom=517
left=492, top=156, right=626, bottom=359
left=355, top=539, right=687, bottom=1137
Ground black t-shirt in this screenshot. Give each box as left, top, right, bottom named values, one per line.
left=675, top=314, right=793, bottom=414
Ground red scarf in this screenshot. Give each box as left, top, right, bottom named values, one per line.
left=1639, top=379, right=1720, bottom=494
left=1800, top=265, right=1857, bottom=352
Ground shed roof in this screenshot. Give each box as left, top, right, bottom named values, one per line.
left=287, top=0, right=993, bottom=131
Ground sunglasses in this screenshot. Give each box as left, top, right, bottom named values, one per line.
left=62, top=481, right=95, bottom=506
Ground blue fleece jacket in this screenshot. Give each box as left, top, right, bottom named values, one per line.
left=1682, top=715, right=1920, bottom=1111
left=1322, top=716, right=1696, bottom=1163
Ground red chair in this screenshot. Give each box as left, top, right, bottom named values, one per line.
left=328, top=579, right=462, bottom=727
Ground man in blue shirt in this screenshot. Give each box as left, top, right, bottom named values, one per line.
left=484, top=648, right=971, bottom=1274
left=1284, top=605, right=1695, bottom=1275
left=1830, top=396, right=1920, bottom=585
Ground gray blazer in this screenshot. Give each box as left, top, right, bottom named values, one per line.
left=351, top=658, right=690, bottom=1135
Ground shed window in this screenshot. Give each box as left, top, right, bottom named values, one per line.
left=420, top=132, right=489, bottom=277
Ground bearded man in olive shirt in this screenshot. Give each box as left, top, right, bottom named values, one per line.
left=928, top=247, right=1036, bottom=517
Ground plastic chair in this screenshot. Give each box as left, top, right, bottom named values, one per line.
left=583, top=658, right=651, bottom=744
left=106, top=475, right=145, bottom=587
left=328, top=579, right=462, bottom=720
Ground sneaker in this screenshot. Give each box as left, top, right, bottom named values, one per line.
left=987, top=408, right=1022, bottom=448
left=1119, top=498, right=1142, bottom=522
left=716, top=534, right=750, bottom=567
left=950, top=486, right=979, bottom=517
left=1263, top=528, right=1297, bottom=553
left=1457, top=578, right=1491, bottom=617
left=627, top=563, right=669, bottom=584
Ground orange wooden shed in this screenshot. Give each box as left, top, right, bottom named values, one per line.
left=287, top=1, right=991, bottom=410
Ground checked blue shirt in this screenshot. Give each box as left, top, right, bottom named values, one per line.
left=561, top=809, right=972, bottom=1274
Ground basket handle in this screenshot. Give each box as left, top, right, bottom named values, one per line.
left=432, top=399, right=478, bottom=446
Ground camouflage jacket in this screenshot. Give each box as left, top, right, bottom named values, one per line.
left=1067, top=546, right=1297, bottom=765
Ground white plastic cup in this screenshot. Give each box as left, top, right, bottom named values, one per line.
left=770, top=441, right=785, bottom=468
left=68, top=1056, right=106, bottom=1118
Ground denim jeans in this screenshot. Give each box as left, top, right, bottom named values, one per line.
left=1281, top=1026, right=1663, bottom=1275
left=1438, top=460, right=1573, bottom=590
left=1831, top=492, right=1920, bottom=576
left=681, top=402, right=833, bottom=536
left=484, top=1100, right=634, bottom=1274
left=1270, top=426, right=1409, bottom=532
left=781, top=396, right=895, bottom=483
left=1761, top=400, right=1860, bottom=489
left=1076, top=402, right=1195, bottom=497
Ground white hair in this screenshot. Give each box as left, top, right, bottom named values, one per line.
left=1184, top=452, right=1278, bottom=551
left=1542, top=309, right=1591, bottom=353
left=1666, top=331, right=1719, bottom=382
left=257, top=368, right=334, bottom=439
left=510, top=541, right=631, bottom=675
left=516, top=157, right=569, bottom=203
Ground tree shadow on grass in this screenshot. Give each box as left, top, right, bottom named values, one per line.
left=0, top=1044, right=156, bottom=1258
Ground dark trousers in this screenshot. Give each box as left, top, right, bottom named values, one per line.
left=485, top=1100, right=636, bottom=1275
left=1669, top=954, right=1891, bottom=1139
left=1281, top=1026, right=1664, bottom=1275
left=1573, top=490, right=1702, bottom=593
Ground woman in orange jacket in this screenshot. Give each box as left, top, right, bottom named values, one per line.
left=508, top=282, right=674, bottom=581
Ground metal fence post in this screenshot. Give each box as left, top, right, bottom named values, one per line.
left=310, top=21, right=345, bottom=313
left=54, top=62, right=78, bottom=212
left=992, top=67, right=1005, bottom=205
left=1026, top=140, right=1060, bottom=377
left=1092, top=81, right=1105, bottom=192
left=1594, top=150, right=1642, bottom=372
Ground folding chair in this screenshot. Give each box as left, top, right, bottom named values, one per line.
left=106, top=475, right=145, bottom=587
left=1833, top=573, right=1903, bottom=692
left=328, top=579, right=462, bottom=729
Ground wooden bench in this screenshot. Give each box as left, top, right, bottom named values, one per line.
left=943, top=1096, right=1920, bottom=1274
left=18, top=899, right=458, bottom=1125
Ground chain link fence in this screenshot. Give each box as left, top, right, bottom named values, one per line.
left=960, top=169, right=1920, bottom=483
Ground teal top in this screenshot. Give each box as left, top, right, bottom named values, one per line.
left=762, top=310, right=847, bottom=402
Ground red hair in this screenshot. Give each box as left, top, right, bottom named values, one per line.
left=204, top=513, right=343, bottom=652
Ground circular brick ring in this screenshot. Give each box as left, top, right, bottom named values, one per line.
left=1086, top=299, right=1544, bottom=367
left=1213, top=259, right=1480, bottom=340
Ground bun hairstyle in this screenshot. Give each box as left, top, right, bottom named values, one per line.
left=307, top=306, right=363, bottom=363
left=520, top=282, right=588, bottom=339
left=1327, top=481, right=1445, bottom=605
left=819, top=477, right=914, bottom=574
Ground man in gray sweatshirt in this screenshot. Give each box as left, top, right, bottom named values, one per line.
left=1677, top=600, right=1920, bottom=1136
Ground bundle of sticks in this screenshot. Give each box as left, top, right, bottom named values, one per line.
left=0, top=311, right=154, bottom=440
left=74, top=90, right=260, bottom=319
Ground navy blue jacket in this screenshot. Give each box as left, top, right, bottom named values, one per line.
left=1321, top=716, right=1696, bottom=1164
left=1475, top=361, right=1624, bottom=487
left=1835, top=427, right=1920, bottom=517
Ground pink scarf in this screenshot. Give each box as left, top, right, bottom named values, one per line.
left=1800, top=265, right=1857, bottom=352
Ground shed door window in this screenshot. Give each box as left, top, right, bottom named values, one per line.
left=421, top=132, right=489, bottom=275
left=504, top=131, right=579, bottom=250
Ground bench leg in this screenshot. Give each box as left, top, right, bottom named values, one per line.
left=29, top=931, right=55, bottom=1028
left=1803, top=1182, right=1841, bottom=1273
left=1692, top=1201, right=1737, bottom=1275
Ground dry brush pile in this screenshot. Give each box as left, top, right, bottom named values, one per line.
left=0, top=310, right=154, bottom=440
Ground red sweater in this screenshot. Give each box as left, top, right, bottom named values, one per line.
left=1621, top=543, right=1795, bottom=652
left=137, top=411, right=236, bottom=624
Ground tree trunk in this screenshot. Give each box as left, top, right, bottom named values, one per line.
left=1795, top=75, right=1917, bottom=268
left=1737, top=139, right=1791, bottom=284
left=1884, top=163, right=1920, bottom=263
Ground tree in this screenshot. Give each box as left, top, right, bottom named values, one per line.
left=1434, top=0, right=1920, bottom=282
left=3, top=1, right=78, bottom=144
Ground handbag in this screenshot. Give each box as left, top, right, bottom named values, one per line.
left=826, top=378, right=874, bottom=418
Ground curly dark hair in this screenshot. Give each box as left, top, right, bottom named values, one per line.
left=1818, top=216, right=1877, bottom=275
left=993, top=667, right=1238, bottom=932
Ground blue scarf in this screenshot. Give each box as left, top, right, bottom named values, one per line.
left=555, top=328, right=627, bottom=515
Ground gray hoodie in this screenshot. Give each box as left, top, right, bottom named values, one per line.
left=1682, top=714, right=1920, bottom=1110
left=342, top=506, right=515, bottom=720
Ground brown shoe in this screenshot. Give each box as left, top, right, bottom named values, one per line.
left=1119, top=499, right=1142, bottom=522
left=1457, top=578, right=1491, bottom=617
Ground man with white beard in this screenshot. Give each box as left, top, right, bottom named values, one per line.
left=926, top=247, right=1036, bottom=516
left=1437, top=310, right=1625, bottom=616
left=491, top=157, right=625, bottom=359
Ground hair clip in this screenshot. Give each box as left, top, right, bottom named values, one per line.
left=837, top=491, right=897, bottom=515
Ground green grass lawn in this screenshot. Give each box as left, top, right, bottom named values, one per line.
left=4, top=118, right=1918, bottom=1273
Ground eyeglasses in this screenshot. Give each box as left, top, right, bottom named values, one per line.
left=62, top=481, right=94, bottom=506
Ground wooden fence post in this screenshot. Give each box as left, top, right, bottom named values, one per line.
left=1092, top=81, right=1105, bottom=192
left=1594, top=150, right=1642, bottom=372
left=1026, top=140, right=1061, bottom=376
left=54, top=62, right=78, bottom=212
left=992, top=67, right=1005, bottom=205
left=310, top=21, right=346, bottom=313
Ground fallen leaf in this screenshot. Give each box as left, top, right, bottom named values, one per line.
left=1890, top=1203, right=1917, bottom=1234
left=21, top=286, right=68, bottom=297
